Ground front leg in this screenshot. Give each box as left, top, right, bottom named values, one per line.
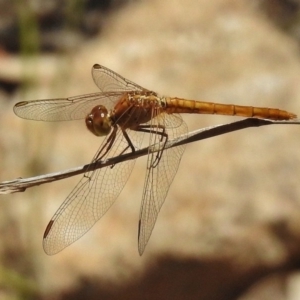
left=95, top=125, right=118, bottom=161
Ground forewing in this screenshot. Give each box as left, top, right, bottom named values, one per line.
left=14, top=65, right=150, bottom=122
left=92, top=64, right=149, bottom=93
left=43, top=128, right=143, bottom=255
left=13, top=92, right=123, bottom=121
left=138, top=113, right=187, bottom=255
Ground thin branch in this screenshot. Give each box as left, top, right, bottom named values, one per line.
left=1, top=118, right=299, bottom=194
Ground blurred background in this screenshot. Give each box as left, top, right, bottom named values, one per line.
left=1, top=0, right=300, bottom=299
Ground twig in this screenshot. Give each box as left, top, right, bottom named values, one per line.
left=0, top=118, right=299, bottom=194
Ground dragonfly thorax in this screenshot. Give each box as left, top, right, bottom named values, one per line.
left=85, top=105, right=112, bottom=136
left=110, top=92, right=165, bottom=130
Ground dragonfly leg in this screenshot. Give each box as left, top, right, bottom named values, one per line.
left=109, top=129, right=136, bottom=169
left=121, top=129, right=136, bottom=153
left=135, top=125, right=168, bottom=168
left=95, top=125, right=118, bottom=161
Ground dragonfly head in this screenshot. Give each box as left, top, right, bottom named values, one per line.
left=85, top=105, right=112, bottom=136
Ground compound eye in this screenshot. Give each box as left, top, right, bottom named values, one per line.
left=85, top=106, right=111, bottom=136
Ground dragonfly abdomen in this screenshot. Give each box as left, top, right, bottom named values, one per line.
left=165, top=97, right=297, bottom=120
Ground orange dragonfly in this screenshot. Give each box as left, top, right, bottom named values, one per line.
left=13, top=64, right=297, bottom=255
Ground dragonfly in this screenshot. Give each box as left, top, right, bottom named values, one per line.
left=13, top=64, right=297, bottom=256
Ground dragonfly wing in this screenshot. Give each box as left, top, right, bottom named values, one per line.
left=13, top=92, right=124, bottom=121
left=138, top=113, right=187, bottom=255
left=92, top=64, right=149, bottom=93
left=14, top=65, right=151, bottom=122
left=43, top=128, right=143, bottom=255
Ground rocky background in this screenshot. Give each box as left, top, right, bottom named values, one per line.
left=1, top=0, right=300, bottom=299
